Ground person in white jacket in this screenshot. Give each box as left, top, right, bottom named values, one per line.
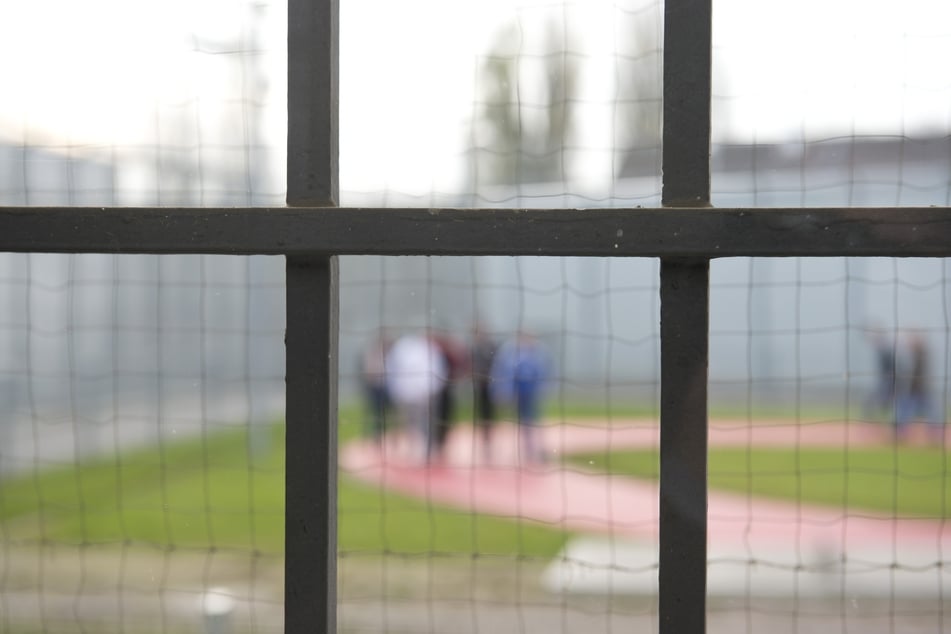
left=385, top=333, right=447, bottom=462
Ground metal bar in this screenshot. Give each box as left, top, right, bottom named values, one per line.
left=287, top=0, right=338, bottom=206
left=285, top=256, right=339, bottom=634
left=659, top=1, right=712, bottom=630
left=659, top=258, right=709, bottom=634
left=3, top=207, right=951, bottom=257
left=285, top=0, right=339, bottom=632
left=662, top=0, right=712, bottom=206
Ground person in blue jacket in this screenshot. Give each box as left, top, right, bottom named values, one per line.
left=490, top=330, right=550, bottom=465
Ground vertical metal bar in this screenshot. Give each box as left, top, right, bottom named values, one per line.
left=288, top=0, right=339, bottom=206
left=662, top=0, right=712, bottom=207
left=285, top=0, right=339, bottom=632
left=659, top=258, right=709, bottom=634
left=659, top=0, right=711, bottom=630
left=285, top=256, right=339, bottom=634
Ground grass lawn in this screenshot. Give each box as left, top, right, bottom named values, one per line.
left=570, top=445, right=951, bottom=518
left=6, top=403, right=916, bottom=561
left=0, top=418, right=567, bottom=558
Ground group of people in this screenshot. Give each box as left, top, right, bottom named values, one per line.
left=864, top=327, right=943, bottom=441
left=359, top=326, right=551, bottom=464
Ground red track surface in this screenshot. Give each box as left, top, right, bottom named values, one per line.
left=340, top=420, right=951, bottom=554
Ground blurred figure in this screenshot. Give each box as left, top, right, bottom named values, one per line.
left=385, top=333, right=447, bottom=462
left=895, top=330, right=941, bottom=441
left=359, top=331, right=390, bottom=442
left=862, top=326, right=896, bottom=423
left=429, top=329, right=468, bottom=462
left=491, top=331, right=550, bottom=465
left=470, top=324, right=498, bottom=462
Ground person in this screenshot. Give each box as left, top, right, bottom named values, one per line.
left=385, top=333, right=447, bottom=462
left=895, top=330, right=941, bottom=441
left=490, top=331, right=550, bottom=465
left=359, top=332, right=390, bottom=442
left=862, top=326, right=896, bottom=424
left=429, top=329, right=468, bottom=462
left=470, top=325, right=498, bottom=461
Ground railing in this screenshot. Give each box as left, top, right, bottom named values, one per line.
left=3, top=0, right=951, bottom=632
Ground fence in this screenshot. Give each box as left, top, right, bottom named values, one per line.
left=3, top=0, right=951, bottom=632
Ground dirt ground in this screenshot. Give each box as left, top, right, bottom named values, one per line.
left=338, top=555, right=950, bottom=634
left=4, top=548, right=946, bottom=633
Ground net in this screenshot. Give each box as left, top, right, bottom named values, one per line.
left=337, top=255, right=662, bottom=632
left=711, top=0, right=951, bottom=207
left=0, top=1, right=288, bottom=631
left=707, top=257, right=951, bottom=631
left=0, top=0, right=286, bottom=208
left=3, top=0, right=951, bottom=632
left=0, top=253, right=287, bottom=632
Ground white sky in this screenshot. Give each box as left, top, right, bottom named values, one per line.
left=714, top=0, right=951, bottom=142
left=1, top=0, right=950, bottom=194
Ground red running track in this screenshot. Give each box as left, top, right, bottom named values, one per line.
left=340, top=420, right=951, bottom=555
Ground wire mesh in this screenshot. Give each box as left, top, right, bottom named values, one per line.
left=336, top=256, right=662, bottom=633
left=711, top=0, right=951, bottom=207
left=3, top=0, right=951, bottom=632
left=0, top=0, right=286, bottom=208
left=707, top=257, right=951, bottom=631
left=339, top=0, right=663, bottom=208
left=0, top=253, right=287, bottom=633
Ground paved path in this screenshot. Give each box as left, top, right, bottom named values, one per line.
left=341, top=419, right=951, bottom=596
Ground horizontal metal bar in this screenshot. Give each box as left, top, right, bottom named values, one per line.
left=2, top=206, right=951, bottom=257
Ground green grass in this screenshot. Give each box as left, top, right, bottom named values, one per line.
left=10, top=405, right=905, bottom=560
left=571, top=445, right=951, bottom=518
left=0, top=420, right=567, bottom=558
left=339, top=479, right=566, bottom=557
left=0, top=425, right=286, bottom=551
left=541, top=400, right=659, bottom=420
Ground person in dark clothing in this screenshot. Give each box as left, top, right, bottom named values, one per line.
left=430, top=330, right=468, bottom=462
left=896, top=331, right=942, bottom=441
left=360, top=332, right=390, bottom=442
left=470, top=325, right=498, bottom=462
left=863, top=326, right=897, bottom=424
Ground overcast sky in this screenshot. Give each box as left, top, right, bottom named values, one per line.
left=1, top=0, right=949, bottom=194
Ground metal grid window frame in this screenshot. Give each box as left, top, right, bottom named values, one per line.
left=2, top=0, right=951, bottom=632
